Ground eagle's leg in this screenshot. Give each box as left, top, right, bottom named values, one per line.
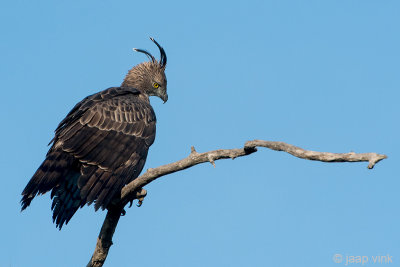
left=120, top=188, right=147, bottom=215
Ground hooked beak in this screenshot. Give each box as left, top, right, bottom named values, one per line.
left=161, top=92, right=168, bottom=103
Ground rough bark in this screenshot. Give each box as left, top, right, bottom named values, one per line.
left=87, top=139, right=387, bottom=267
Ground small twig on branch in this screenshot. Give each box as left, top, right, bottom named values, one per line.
left=87, top=139, right=387, bottom=267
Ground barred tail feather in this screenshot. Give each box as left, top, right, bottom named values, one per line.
left=51, top=171, right=82, bottom=230
left=21, top=150, right=75, bottom=211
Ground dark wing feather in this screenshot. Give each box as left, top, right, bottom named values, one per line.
left=21, top=87, right=157, bottom=229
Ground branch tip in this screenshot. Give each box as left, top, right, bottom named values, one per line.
left=367, top=154, right=387, bottom=169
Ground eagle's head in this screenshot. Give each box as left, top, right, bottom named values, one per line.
left=122, top=37, right=168, bottom=103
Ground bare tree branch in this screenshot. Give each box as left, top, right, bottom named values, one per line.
left=244, top=140, right=387, bottom=169
left=87, top=139, right=387, bottom=267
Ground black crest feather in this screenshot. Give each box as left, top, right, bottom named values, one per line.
left=134, top=37, right=167, bottom=67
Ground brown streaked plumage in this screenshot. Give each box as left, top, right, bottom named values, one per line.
left=21, top=38, right=168, bottom=229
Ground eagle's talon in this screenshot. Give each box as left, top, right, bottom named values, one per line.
left=136, top=188, right=147, bottom=207
left=121, top=209, right=126, bottom=216
left=128, top=199, right=134, bottom=208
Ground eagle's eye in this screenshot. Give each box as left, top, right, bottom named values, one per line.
left=153, top=82, right=160, bottom=89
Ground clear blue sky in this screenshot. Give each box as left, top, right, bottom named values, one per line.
left=1, top=1, right=398, bottom=266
